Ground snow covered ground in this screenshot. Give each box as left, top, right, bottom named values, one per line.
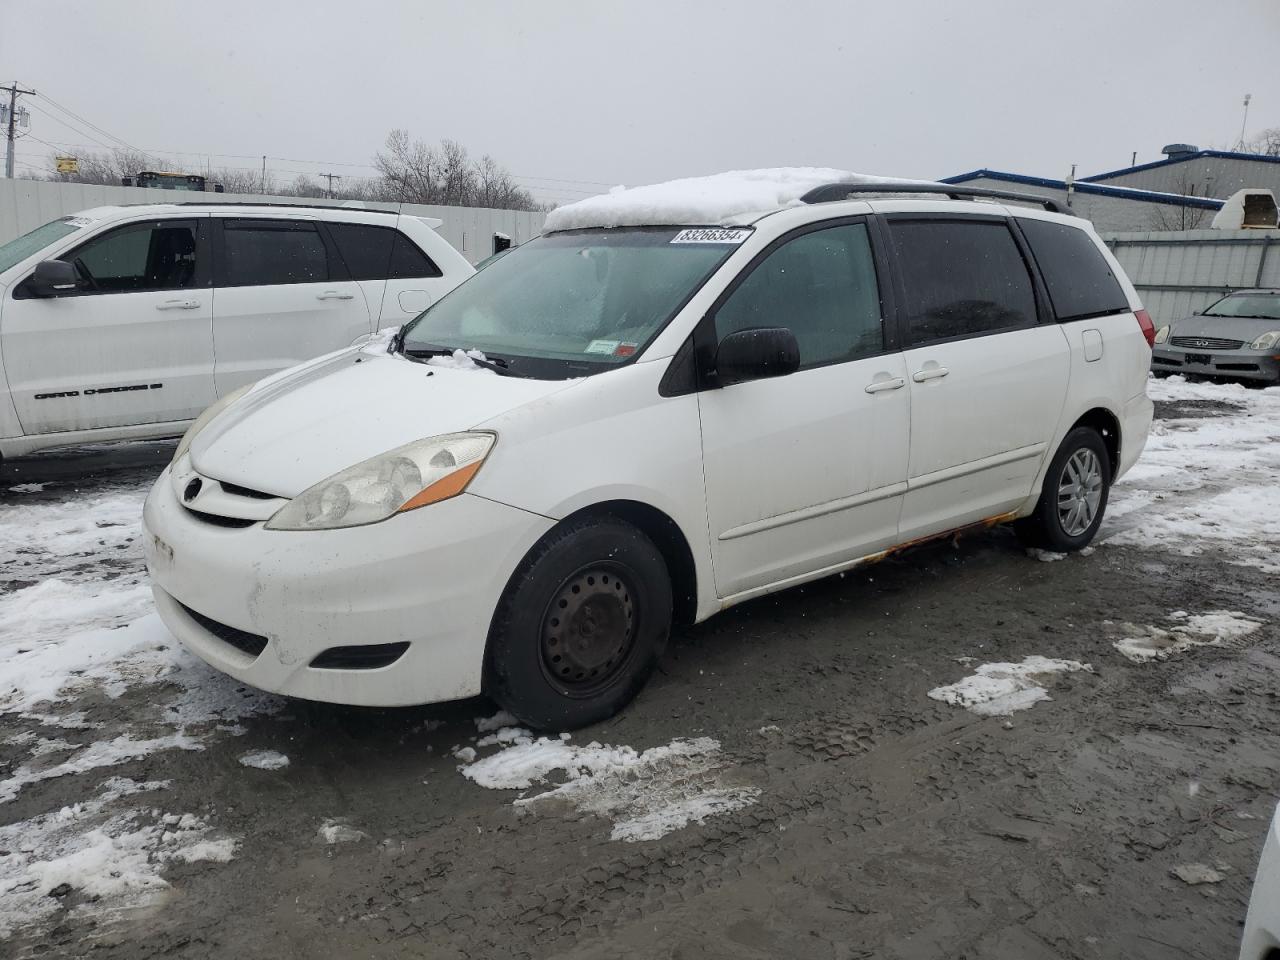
left=0, top=374, right=1275, bottom=943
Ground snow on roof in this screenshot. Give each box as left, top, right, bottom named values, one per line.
left=542, top=167, right=936, bottom=232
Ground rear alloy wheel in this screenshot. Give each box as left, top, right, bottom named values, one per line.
left=1016, top=427, right=1111, bottom=552
left=485, top=517, right=672, bottom=730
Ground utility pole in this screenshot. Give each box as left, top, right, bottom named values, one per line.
left=4, top=82, right=36, bottom=179
left=321, top=172, right=341, bottom=198
left=261, top=155, right=267, bottom=194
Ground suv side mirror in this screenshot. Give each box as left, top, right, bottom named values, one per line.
left=714, top=327, right=800, bottom=386
left=29, top=260, right=80, bottom=297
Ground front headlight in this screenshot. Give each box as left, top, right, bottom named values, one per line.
left=173, top=384, right=253, bottom=464
left=1249, top=330, right=1280, bottom=351
left=265, top=432, right=495, bottom=531
left=1153, top=325, right=1171, bottom=344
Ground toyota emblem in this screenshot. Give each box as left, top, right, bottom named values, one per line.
left=184, top=477, right=203, bottom=502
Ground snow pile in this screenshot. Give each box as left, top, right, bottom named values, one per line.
left=1107, top=377, right=1280, bottom=572
left=238, top=749, right=290, bottom=770
left=8, top=482, right=47, bottom=493
left=928, top=656, right=1093, bottom=716
left=1114, top=609, right=1263, bottom=662
left=0, top=777, right=236, bottom=940
left=318, top=819, right=366, bottom=844
left=543, top=168, right=936, bottom=232
left=458, top=729, right=758, bottom=842
left=424, top=348, right=497, bottom=374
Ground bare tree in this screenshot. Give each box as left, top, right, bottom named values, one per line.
left=1144, top=168, right=1212, bottom=231
left=373, top=129, right=539, bottom=210
left=1243, top=126, right=1280, bottom=157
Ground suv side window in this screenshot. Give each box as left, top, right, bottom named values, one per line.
left=1018, top=218, right=1129, bottom=321
left=714, top=222, right=883, bottom=369
left=326, top=222, right=443, bottom=280
left=220, top=219, right=331, bottom=286
left=888, top=219, right=1036, bottom=345
left=59, top=219, right=199, bottom=294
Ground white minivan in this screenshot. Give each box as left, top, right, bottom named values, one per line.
left=142, top=170, right=1156, bottom=729
left=0, top=203, right=473, bottom=459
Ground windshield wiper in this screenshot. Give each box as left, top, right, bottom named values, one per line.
left=404, top=345, right=519, bottom=376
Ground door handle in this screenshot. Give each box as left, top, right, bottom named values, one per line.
left=912, top=366, right=950, bottom=382
left=864, top=376, right=906, bottom=394
left=317, top=291, right=355, bottom=301
left=156, top=299, right=201, bottom=310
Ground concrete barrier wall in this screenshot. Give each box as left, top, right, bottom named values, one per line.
left=0, top=177, right=547, bottom=264
left=1100, top=228, right=1280, bottom=324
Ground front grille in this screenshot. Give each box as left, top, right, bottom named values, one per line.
left=1170, top=336, right=1243, bottom=350
left=178, top=602, right=268, bottom=657
left=310, top=642, right=410, bottom=670
left=1151, top=355, right=1182, bottom=365
left=219, top=481, right=277, bottom=500
left=183, top=506, right=257, bottom=528
left=1215, top=363, right=1260, bottom=372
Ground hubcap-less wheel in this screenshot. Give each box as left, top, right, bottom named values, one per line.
left=1057, top=448, right=1104, bottom=536
left=540, top=566, right=636, bottom=697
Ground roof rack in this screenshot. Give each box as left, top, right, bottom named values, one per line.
left=151, top=201, right=401, bottom=215
left=799, top=182, right=1068, bottom=214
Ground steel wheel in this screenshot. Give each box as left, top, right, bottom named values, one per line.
left=1057, top=448, right=1104, bottom=537
left=539, top=565, right=638, bottom=698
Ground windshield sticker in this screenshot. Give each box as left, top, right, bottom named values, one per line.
left=670, top=227, right=752, bottom=245
left=585, top=339, right=620, bottom=355
left=614, top=342, right=638, bottom=358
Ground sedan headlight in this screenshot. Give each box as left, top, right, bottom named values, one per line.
left=1249, top=330, right=1280, bottom=351
left=173, top=384, right=253, bottom=464
left=265, top=432, right=495, bottom=531
left=1153, top=325, right=1171, bottom=344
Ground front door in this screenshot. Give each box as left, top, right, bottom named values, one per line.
left=1, top=216, right=215, bottom=434
left=884, top=217, right=1072, bottom=541
left=211, top=217, right=372, bottom=396
left=697, top=220, right=910, bottom=600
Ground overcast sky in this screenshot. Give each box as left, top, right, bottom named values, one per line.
left=4, top=0, right=1277, bottom=206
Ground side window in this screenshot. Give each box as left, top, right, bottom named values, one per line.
left=327, top=222, right=442, bottom=280
left=888, top=220, right=1036, bottom=345
left=220, top=219, right=330, bottom=286
left=714, top=222, right=883, bottom=369
left=1019, top=218, right=1129, bottom=322
left=387, top=231, right=442, bottom=279
left=61, top=220, right=198, bottom=294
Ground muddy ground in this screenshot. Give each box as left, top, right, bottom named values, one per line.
left=2, top=397, right=1278, bottom=960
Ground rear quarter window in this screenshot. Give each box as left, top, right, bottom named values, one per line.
left=326, top=222, right=442, bottom=280
left=1019, top=219, right=1129, bottom=322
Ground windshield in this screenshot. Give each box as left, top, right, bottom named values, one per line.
left=0, top=217, right=84, bottom=274
left=401, top=226, right=747, bottom=375
left=1202, top=293, right=1280, bottom=320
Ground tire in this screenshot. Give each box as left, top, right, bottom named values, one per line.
left=1015, top=427, right=1111, bottom=552
left=484, top=516, right=673, bottom=730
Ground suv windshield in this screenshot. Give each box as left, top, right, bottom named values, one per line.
left=400, top=226, right=747, bottom=375
left=1202, top=292, right=1280, bottom=320
left=0, top=217, right=84, bottom=274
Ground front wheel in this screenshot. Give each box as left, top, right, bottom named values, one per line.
left=484, top=517, right=672, bottom=730
left=1016, top=427, right=1111, bottom=552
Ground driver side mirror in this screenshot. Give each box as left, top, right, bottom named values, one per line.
left=714, top=327, right=800, bottom=386
left=29, top=260, right=80, bottom=298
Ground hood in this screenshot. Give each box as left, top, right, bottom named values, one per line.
left=192, top=349, right=574, bottom=496
left=1172, top=314, right=1280, bottom=343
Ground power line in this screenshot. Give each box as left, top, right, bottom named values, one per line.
left=36, top=88, right=148, bottom=155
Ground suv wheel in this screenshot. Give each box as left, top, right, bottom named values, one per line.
left=484, top=517, right=672, bottom=730
left=1016, top=427, right=1111, bottom=552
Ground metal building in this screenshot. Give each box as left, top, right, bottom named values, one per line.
left=1083, top=145, right=1280, bottom=199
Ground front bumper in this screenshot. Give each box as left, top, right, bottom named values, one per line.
left=143, top=466, right=553, bottom=707
left=1152, top=344, right=1280, bottom=383
left=1240, top=802, right=1280, bottom=959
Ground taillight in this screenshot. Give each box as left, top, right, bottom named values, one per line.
left=1135, top=309, right=1155, bottom=349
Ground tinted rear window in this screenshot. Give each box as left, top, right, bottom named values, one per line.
left=221, top=219, right=329, bottom=286
left=327, top=222, right=442, bottom=280
left=1019, top=218, right=1129, bottom=322
left=888, top=219, right=1037, bottom=345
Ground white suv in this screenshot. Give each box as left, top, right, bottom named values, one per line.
left=142, top=170, right=1155, bottom=729
left=0, top=203, right=473, bottom=459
